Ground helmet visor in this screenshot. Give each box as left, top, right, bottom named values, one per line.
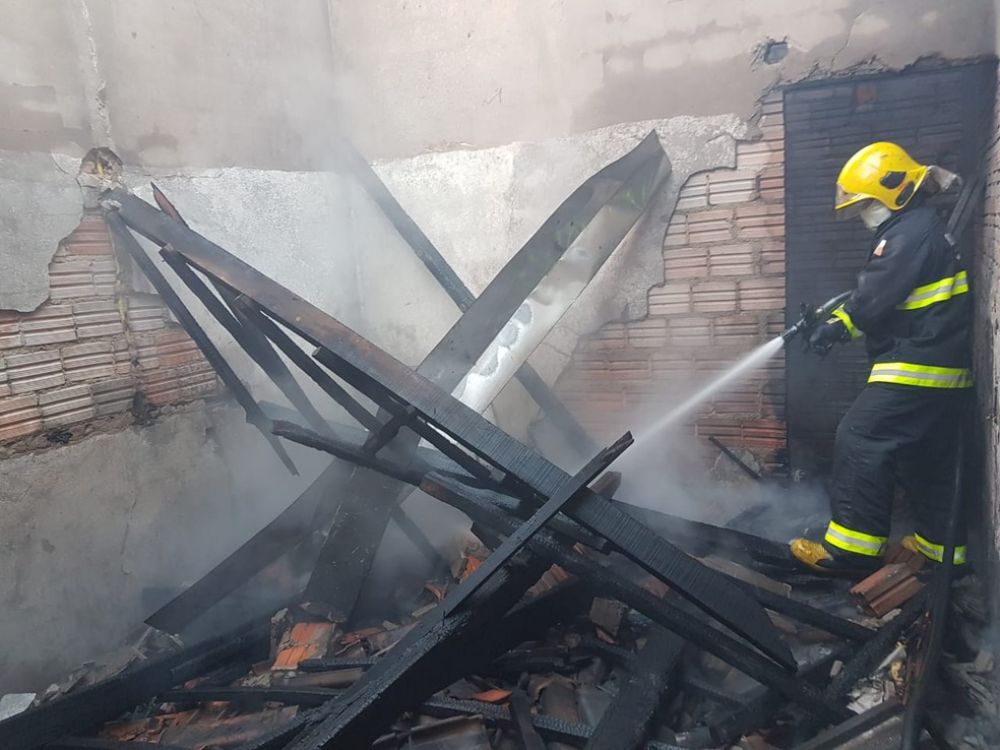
left=835, top=185, right=872, bottom=221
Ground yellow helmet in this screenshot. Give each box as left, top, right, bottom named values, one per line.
left=835, top=142, right=928, bottom=214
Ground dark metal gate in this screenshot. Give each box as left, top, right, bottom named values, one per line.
left=784, top=62, right=994, bottom=474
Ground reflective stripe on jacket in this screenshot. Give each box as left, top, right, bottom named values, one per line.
left=837, top=203, right=972, bottom=388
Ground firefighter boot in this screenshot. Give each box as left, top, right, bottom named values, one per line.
left=790, top=538, right=882, bottom=577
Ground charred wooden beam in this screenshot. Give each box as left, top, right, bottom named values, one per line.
left=160, top=686, right=341, bottom=708
left=612, top=500, right=795, bottom=570
left=160, top=247, right=331, bottom=437
left=143, top=459, right=353, bottom=633
left=239, top=556, right=551, bottom=750
left=441, top=431, right=632, bottom=617
left=107, top=188, right=790, bottom=670
left=0, top=621, right=269, bottom=750
left=792, top=698, right=903, bottom=750
left=272, top=420, right=428, bottom=486
left=393, top=132, right=666, bottom=393
left=269, top=414, right=608, bottom=551
left=46, top=739, right=188, bottom=750
left=510, top=690, right=547, bottom=750
left=824, top=591, right=927, bottom=700
left=109, top=138, right=663, bottom=626
left=420, top=697, right=593, bottom=745
left=678, top=645, right=849, bottom=749
left=421, top=473, right=849, bottom=724
left=584, top=626, right=683, bottom=750
left=335, top=137, right=597, bottom=455
left=232, top=297, right=383, bottom=433
left=298, top=657, right=377, bottom=673
left=310, top=341, right=792, bottom=666
left=104, top=212, right=297, bottom=474
left=302, top=134, right=667, bottom=617
left=708, top=436, right=762, bottom=481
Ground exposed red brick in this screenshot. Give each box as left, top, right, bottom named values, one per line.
left=707, top=172, right=758, bottom=205
left=739, top=277, right=785, bottom=312
left=686, top=207, right=735, bottom=245
left=758, top=166, right=784, bottom=203
left=713, top=315, right=761, bottom=347
left=667, top=316, right=712, bottom=345
left=735, top=203, right=785, bottom=240
left=648, top=283, right=691, bottom=316
left=553, top=96, right=786, bottom=466
left=663, top=245, right=708, bottom=280
left=735, top=140, right=782, bottom=170
left=675, top=173, right=708, bottom=210
left=627, top=318, right=668, bottom=349
left=708, top=243, right=755, bottom=277
left=663, top=217, right=688, bottom=247
left=691, top=280, right=738, bottom=313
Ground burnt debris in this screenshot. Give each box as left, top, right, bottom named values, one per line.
left=1, top=138, right=992, bottom=750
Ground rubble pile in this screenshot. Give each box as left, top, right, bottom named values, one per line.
left=1, top=141, right=996, bottom=749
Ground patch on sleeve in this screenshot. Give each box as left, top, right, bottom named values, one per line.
left=873, top=239, right=887, bottom=257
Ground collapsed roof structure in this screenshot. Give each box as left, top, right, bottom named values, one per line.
left=0, top=136, right=989, bottom=750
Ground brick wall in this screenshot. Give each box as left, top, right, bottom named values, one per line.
left=0, top=211, right=218, bottom=451
left=554, top=93, right=787, bottom=469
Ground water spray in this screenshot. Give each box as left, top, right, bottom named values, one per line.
left=636, top=290, right=851, bottom=444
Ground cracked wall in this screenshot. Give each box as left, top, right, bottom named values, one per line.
left=1, top=0, right=997, bottom=692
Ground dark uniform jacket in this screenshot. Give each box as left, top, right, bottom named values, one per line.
left=834, top=203, right=972, bottom=389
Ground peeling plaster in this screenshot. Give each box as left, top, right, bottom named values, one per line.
left=0, top=150, right=82, bottom=312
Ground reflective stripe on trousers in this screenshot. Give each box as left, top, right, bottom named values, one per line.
left=824, top=521, right=887, bottom=557
left=914, top=533, right=967, bottom=564
left=897, top=270, right=969, bottom=310
left=868, top=362, right=973, bottom=389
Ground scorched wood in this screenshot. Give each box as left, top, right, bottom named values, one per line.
left=104, top=212, right=297, bottom=475
left=106, top=188, right=791, bottom=670
left=584, top=626, right=684, bottom=750
left=420, top=473, right=849, bottom=724
left=440, top=431, right=632, bottom=617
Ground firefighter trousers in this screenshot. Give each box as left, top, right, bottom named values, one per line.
left=824, top=383, right=968, bottom=564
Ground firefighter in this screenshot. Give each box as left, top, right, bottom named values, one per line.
left=789, top=142, right=972, bottom=576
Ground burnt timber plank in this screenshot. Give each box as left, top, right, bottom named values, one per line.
left=238, top=555, right=550, bottom=750
left=269, top=417, right=607, bottom=551
left=233, top=297, right=384, bottom=433
left=335, top=137, right=595, bottom=454
left=46, top=740, right=188, bottom=750
left=160, top=686, right=342, bottom=708
left=104, top=213, right=296, bottom=475
left=398, top=131, right=667, bottom=391
left=108, top=136, right=666, bottom=622
left=300, top=133, right=668, bottom=614
left=289, top=571, right=587, bottom=750
left=421, top=473, right=848, bottom=724
left=143, top=459, right=354, bottom=633
left=584, top=626, right=684, bottom=750
left=615, top=500, right=796, bottom=569
left=153, top=181, right=381, bottom=436
left=159, top=248, right=330, bottom=437
left=0, top=621, right=268, bottom=750
left=107, top=189, right=791, bottom=670
left=419, top=697, right=593, bottom=745
left=510, top=690, right=547, bottom=750
left=315, top=335, right=794, bottom=667
left=441, top=431, right=632, bottom=616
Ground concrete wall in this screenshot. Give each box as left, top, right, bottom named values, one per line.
left=2, top=0, right=998, bottom=692
left=332, top=0, right=995, bottom=158
left=0, top=403, right=330, bottom=691
left=974, top=2, right=1000, bottom=599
